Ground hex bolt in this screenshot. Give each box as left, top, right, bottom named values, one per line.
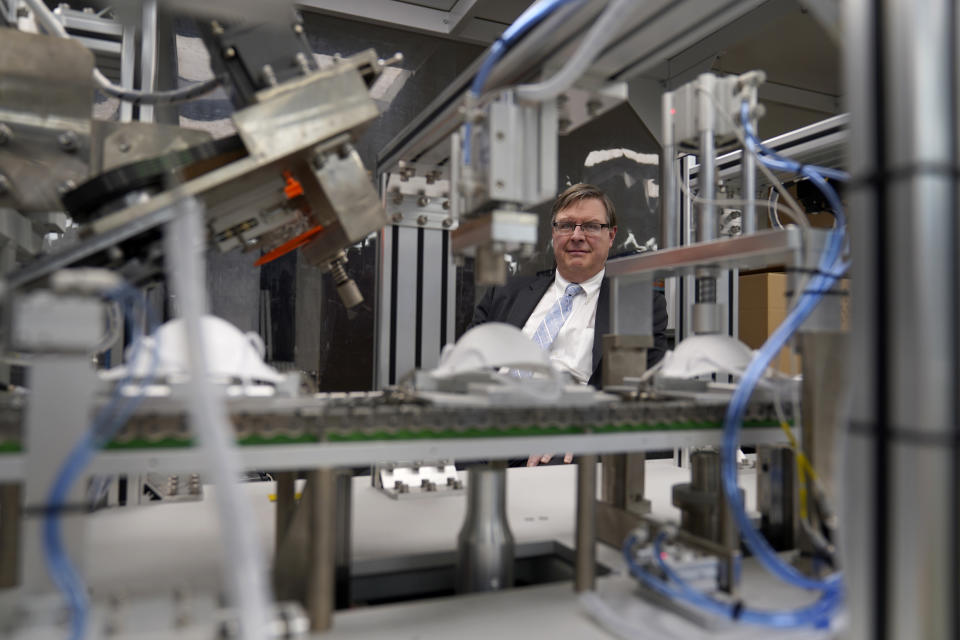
left=0, top=124, right=12, bottom=145
left=295, top=51, right=311, bottom=75
left=586, top=99, right=603, bottom=117
left=442, top=217, right=453, bottom=228
left=417, top=215, right=428, bottom=226
left=391, top=212, right=403, bottom=223
left=58, top=130, right=79, bottom=153
left=261, top=64, right=278, bottom=87
left=442, top=200, right=450, bottom=210
left=392, top=192, right=404, bottom=204
left=417, top=195, right=429, bottom=207
left=559, top=118, right=572, bottom=133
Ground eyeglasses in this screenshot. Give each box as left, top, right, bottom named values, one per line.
left=552, top=221, right=610, bottom=236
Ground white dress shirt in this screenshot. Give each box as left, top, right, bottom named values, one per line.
left=521, top=269, right=604, bottom=383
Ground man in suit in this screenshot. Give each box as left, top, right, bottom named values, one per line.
left=469, top=184, right=668, bottom=464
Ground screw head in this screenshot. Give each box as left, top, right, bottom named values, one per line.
left=293, top=23, right=304, bottom=34
left=391, top=212, right=403, bottom=223
left=417, top=215, right=428, bottom=225
left=58, top=130, right=79, bottom=153
left=417, top=195, right=429, bottom=207
left=442, top=217, right=453, bottom=228
left=224, top=47, right=236, bottom=59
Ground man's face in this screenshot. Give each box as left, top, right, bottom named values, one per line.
left=552, top=198, right=616, bottom=283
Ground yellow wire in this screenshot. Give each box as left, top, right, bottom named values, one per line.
left=779, top=420, right=819, bottom=520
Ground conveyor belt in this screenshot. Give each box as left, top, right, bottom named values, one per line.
left=0, top=391, right=784, bottom=453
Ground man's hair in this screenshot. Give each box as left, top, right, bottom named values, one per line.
left=550, top=183, right=617, bottom=228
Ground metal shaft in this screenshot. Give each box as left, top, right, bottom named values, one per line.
left=575, top=455, right=597, bottom=592
left=274, top=472, right=296, bottom=550
left=696, top=72, right=718, bottom=244
left=456, top=466, right=514, bottom=593
left=0, top=483, right=21, bottom=588
left=306, top=469, right=337, bottom=632
left=138, top=0, right=158, bottom=122
left=741, top=138, right=757, bottom=234
left=698, top=129, right=717, bottom=243
left=660, top=91, right=679, bottom=249
left=334, top=472, right=352, bottom=609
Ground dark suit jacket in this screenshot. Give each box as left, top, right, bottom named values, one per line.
left=469, top=270, right=668, bottom=386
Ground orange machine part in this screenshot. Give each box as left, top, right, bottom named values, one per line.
left=283, top=171, right=304, bottom=199
left=254, top=224, right=325, bottom=267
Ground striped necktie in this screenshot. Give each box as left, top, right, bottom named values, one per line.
left=532, top=283, right=584, bottom=351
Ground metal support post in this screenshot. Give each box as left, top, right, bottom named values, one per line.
left=138, top=0, right=158, bottom=123
left=596, top=453, right=650, bottom=548
left=455, top=465, right=514, bottom=593
left=0, top=483, right=21, bottom=588
left=692, top=76, right=722, bottom=335
left=575, top=455, right=597, bottom=592
left=843, top=0, right=959, bottom=637
left=334, top=472, right=352, bottom=609
left=306, top=469, right=337, bottom=632
left=274, top=472, right=296, bottom=555
left=741, top=141, right=757, bottom=235
left=660, top=91, right=678, bottom=250
left=696, top=73, right=717, bottom=244
left=120, top=23, right=136, bottom=122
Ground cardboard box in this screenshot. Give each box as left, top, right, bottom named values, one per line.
left=739, top=272, right=802, bottom=375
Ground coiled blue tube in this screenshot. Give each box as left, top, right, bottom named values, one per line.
left=622, top=533, right=843, bottom=628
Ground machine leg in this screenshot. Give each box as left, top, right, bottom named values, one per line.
left=334, top=472, right=352, bottom=609
left=306, top=469, right=337, bottom=632
left=575, top=455, right=597, bottom=592
left=0, top=483, right=21, bottom=588
left=274, top=471, right=296, bottom=551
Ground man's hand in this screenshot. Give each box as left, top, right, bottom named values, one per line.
left=526, top=453, right=574, bottom=466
